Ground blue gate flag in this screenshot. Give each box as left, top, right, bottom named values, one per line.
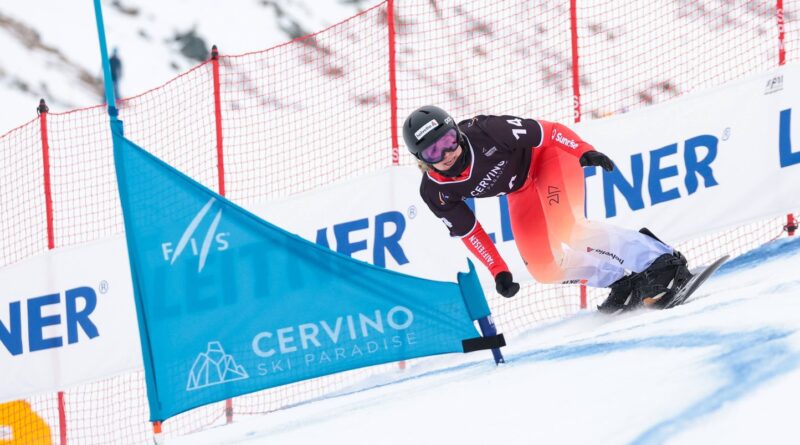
left=112, top=135, right=494, bottom=421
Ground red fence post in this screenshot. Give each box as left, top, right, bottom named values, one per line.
left=569, top=1, right=588, bottom=309
left=210, top=44, right=234, bottom=424
left=569, top=0, right=582, bottom=124
left=579, top=282, right=587, bottom=310
left=786, top=214, right=797, bottom=236
left=211, top=45, right=226, bottom=197
left=777, top=3, right=790, bottom=240
left=387, top=0, right=400, bottom=165
left=387, top=0, right=405, bottom=370
left=57, top=392, right=67, bottom=445
left=778, top=0, right=786, bottom=65
left=152, top=420, right=163, bottom=445
left=38, top=98, right=68, bottom=444
left=38, top=99, right=55, bottom=251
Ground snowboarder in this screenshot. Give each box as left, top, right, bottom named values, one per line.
left=403, top=105, right=693, bottom=313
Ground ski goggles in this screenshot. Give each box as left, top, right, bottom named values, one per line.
left=419, top=128, right=460, bottom=164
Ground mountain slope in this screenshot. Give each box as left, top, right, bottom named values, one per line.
left=0, top=0, right=363, bottom=133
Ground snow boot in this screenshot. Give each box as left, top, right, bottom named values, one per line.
left=597, top=273, right=637, bottom=314
left=597, top=227, right=667, bottom=313
left=635, top=251, right=693, bottom=308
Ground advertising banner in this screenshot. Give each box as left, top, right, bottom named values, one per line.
left=579, top=66, right=800, bottom=241
left=255, top=65, right=800, bottom=285
left=0, top=237, right=140, bottom=402
left=113, top=136, right=492, bottom=421
left=2, top=64, right=799, bottom=403
left=250, top=167, right=528, bottom=285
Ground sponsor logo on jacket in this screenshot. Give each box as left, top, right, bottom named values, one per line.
left=471, top=161, right=507, bottom=196
left=552, top=129, right=579, bottom=149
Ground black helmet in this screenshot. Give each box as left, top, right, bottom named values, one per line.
left=403, top=106, right=462, bottom=163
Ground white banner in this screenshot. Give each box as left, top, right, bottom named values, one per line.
left=2, top=64, right=799, bottom=401
left=249, top=167, right=530, bottom=286
left=0, top=238, right=141, bottom=402
left=253, top=66, right=800, bottom=283
left=579, top=65, right=800, bottom=241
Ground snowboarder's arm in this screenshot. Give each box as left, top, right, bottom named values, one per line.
left=420, top=180, right=519, bottom=297
left=537, top=120, right=595, bottom=159
left=420, top=183, right=512, bottom=278
left=461, top=221, right=520, bottom=298
left=460, top=220, right=510, bottom=278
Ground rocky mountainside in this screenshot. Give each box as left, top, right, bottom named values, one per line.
left=0, top=0, right=365, bottom=133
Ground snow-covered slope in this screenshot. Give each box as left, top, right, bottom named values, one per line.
left=0, top=0, right=364, bottom=133
left=2, top=1, right=794, bottom=137
left=172, top=236, right=800, bottom=445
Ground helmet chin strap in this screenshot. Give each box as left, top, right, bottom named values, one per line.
left=433, top=145, right=470, bottom=177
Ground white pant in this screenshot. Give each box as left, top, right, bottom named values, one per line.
left=559, top=222, right=673, bottom=287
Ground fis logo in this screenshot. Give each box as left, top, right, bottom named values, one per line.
left=765, top=75, right=783, bottom=95
left=161, top=198, right=230, bottom=272
left=551, top=129, right=579, bottom=149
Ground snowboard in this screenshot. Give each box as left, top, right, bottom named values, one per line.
left=644, top=254, right=730, bottom=309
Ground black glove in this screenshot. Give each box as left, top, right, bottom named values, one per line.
left=579, top=150, right=614, bottom=171
left=495, top=271, right=520, bottom=298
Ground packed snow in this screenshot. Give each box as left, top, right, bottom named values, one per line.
left=169, top=236, right=800, bottom=445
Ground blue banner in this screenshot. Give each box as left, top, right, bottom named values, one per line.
left=113, top=135, right=491, bottom=421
